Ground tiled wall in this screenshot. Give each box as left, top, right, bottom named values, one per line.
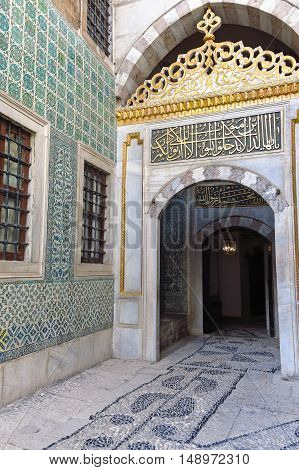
left=160, top=193, right=188, bottom=315
left=0, top=0, right=116, bottom=363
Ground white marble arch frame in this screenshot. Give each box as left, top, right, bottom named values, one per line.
left=195, top=216, right=275, bottom=246
left=144, top=164, right=299, bottom=379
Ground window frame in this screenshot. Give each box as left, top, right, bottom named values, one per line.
left=75, top=142, right=115, bottom=278
left=0, top=91, right=49, bottom=280
left=0, top=118, right=31, bottom=261
left=81, top=0, right=114, bottom=73
left=81, top=161, right=108, bottom=265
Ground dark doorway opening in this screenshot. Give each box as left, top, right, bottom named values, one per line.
left=203, top=227, right=275, bottom=335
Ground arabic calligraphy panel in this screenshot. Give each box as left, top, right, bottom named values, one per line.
left=194, top=183, right=268, bottom=208
left=151, top=112, right=282, bottom=163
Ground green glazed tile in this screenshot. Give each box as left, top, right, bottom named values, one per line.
left=22, top=92, right=33, bottom=108
left=0, top=51, right=7, bottom=71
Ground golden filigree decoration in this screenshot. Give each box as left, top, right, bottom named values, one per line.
left=118, top=7, right=299, bottom=123
left=116, top=82, right=299, bottom=126
left=197, top=7, right=221, bottom=42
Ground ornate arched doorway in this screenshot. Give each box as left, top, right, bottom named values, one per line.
left=151, top=170, right=291, bottom=365
left=115, top=7, right=299, bottom=379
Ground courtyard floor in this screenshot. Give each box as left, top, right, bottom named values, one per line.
left=0, top=329, right=299, bottom=450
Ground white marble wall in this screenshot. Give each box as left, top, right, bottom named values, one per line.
left=0, top=329, right=113, bottom=407
left=113, top=127, right=145, bottom=360
left=115, top=98, right=299, bottom=378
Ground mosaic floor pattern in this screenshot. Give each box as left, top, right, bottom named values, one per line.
left=178, top=332, right=280, bottom=373
left=46, top=331, right=295, bottom=451
left=48, top=366, right=243, bottom=450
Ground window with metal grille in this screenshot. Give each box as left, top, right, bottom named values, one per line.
left=82, top=161, right=107, bottom=264
left=0, top=116, right=31, bottom=261
left=87, top=0, right=112, bottom=57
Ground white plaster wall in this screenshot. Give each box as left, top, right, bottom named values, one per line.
left=124, top=138, right=143, bottom=292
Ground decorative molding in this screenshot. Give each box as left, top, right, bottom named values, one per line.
left=149, top=165, right=289, bottom=217
left=120, top=133, right=144, bottom=296
left=116, top=6, right=299, bottom=125
left=291, top=110, right=299, bottom=306
left=128, top=7, right=299, bottom=108
left=0, top=90, right=50, bottom=280
left=116, top=84, right=299, bottom=126
left=74, top=142, right=115, bottom=279
left=116, top=0, right=299, bottom=103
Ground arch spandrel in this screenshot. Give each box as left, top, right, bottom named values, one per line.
left=116, top=7, right=299, bottom=124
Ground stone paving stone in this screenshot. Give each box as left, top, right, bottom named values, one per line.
left=198, top=420, right=299, bottom=450
left=228, top=408, right=299, bottom=438
left=193, top=404, right=242, bottom=446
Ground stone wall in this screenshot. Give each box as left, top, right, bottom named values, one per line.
left=0, top=0, right=116, bottom=369
left=52, top=0, right=81, bottom=29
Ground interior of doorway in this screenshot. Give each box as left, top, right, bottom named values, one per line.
left=202, top=227, right=275, bottom=337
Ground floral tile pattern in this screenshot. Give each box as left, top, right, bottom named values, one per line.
left=0, top=0, right=116, bottom=364
left=0, top=278, right=114, bottom=363
left=0, top=0, right=116, bottom=160
left=45, top=128, right=77, bottom=281
left=160, top=193, right=188, bottom=314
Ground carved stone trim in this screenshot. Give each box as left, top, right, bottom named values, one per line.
left=149, top=165, right=288, bottom=217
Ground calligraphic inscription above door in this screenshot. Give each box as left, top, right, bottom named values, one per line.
left=194, top=183, right=268, bottom=208
left=151, top=111, right=282, bottom=164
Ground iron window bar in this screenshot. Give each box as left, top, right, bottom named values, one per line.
left=0, top=116, right=31, bottom=261
left=0, top=151, right=31, bottom=167
left=81, top=161, right=108, bottom=264
left=87, top=0, right=112, bottom=57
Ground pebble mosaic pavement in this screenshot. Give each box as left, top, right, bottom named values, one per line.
left=1, top=329, right=299, bottom=450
